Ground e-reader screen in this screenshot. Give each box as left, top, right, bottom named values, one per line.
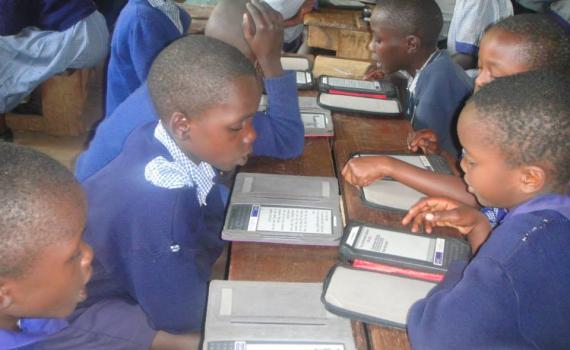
left=296, top=71, right=308, bottom=84
left=351, top=226, right=445, bottom=266
left=227, top=204, right=333, bottom=235
left=208, top=342, right=344, bottom=350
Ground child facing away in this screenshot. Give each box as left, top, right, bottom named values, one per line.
left=368, top=0, right=473, bottom=158
left=75, top=0, right=301, bottom=182
left=0, top=143, right=199, bottom=349
left=343, top=14, right=570, bottom=214
left=76, top=35, right=304, bottom=341
left=105, top=0, right=191, bottom=116
left=401, top=71, right=570, bottom=349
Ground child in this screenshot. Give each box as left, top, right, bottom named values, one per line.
left=369, top=0, right=473, bottom=157
left=343, top=14, right=570, bottom=212
left=513, top=0, right=570, bottom=30
left=0, top=144, right=198, bottom=349
left=0, top=0, right=109, bottom=140
left=401, top=71, right=570, bottom=348
left=75, top=0, right=302, bottom=182
left=105, top=0, right=191, bottom=116
left=77, top=35, right=303, bottom=338
left=446, top=0, right=513, bottom=70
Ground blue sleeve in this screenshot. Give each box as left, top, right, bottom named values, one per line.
left=407, top=257, right=520, bottom=348
left=128, top=14, right=183, bottom=84
left=252, top=71, right=304, bottom=159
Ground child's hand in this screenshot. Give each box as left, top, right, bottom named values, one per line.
left=363, top=62, right=385, bottom=81
left=243, top=0, right=284, bottom=78
left=402, top=197, right=492, bottom=253
left=407, top=129, right=441, bottom=155
left=341, top=156, right=393, bottom=187
left=283, top=0, right=316, bottom=27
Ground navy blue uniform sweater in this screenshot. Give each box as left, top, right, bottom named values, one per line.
left=105, top=0, right=191, bottom=116
left=408, top=51, right=473, bottom=157
left=0, top=0, right=96, bottom=35
left=408, top=194, right=570, bottom=349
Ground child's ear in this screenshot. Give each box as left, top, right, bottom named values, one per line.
left=519, top=165, right=546, bottom=195
left=406, top=35, right=421, bottom=54
left=169, top=111, right=193, bottom=141
left=0, top=284, right=13, bottom=310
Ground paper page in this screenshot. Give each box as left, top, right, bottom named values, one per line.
left=355, top=226, right=432, bottom=262
left=256, top=206, right=333, bottom=235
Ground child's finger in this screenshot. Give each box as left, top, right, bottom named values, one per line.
left=242, top=12, right=254, bottom=41
left=245, top=1, right=266, bottom=30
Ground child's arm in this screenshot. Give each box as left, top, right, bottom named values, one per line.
left=244, top=0, right=304, bottom=159
left=402, top=197, right=492, bottom=254
left=342, top=156, right=479, bottom=206
left=406, top=256, right=518, bottom=349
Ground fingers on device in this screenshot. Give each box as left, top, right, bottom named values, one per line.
left=353, top=152, right=453, bottom=213
left=258, top=95, right=334, bottom=137
left=281, top=56, right=314, bottom=90
left=222, top=173, right=342, bottom=246
left=340, top=221, right=471, bottom=282
left=204, top=280, right=356, bottom=350
left=322, top=264, right=436, bottom=329
left=317, top=77, right=401, bottom=117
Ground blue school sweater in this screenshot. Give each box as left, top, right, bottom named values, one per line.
left=408, top=51, right=473, bottom=157
left=105, top=0, right=191, bottom=116
left=81, top=122, right=227, bottom=332
left=407, top=194, right=570, bottom=349
left=76, top=71, right=303, bottom=182
left=0, top=0, right=96, bottom=35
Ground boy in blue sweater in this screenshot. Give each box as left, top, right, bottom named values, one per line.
left=76, top=0, right=301, bottom=181
left=368, top=0, right=473, bottom=158
left=78, top=35, right=303, bottom=339
left=402, top=71, right=570, bottom=349
left=105, top=0, right=191, bottom=116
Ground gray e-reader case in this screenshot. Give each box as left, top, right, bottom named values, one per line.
left=204, top=280, right=357, bottom=350
left=222, top=173, right=342, bottom=246
left=281, top=56, right=314, bottom=90
left=258, top=95, right=334, bottom=138
left=355, top=152, right=453, bottom=213
left=322, top=265, right=436, bottom=329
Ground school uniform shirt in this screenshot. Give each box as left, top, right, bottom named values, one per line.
left=407, top=193, right=570, bottom=349
left=514, top=0, right=570, bottom=30
left=105, top=0, right=191, bottom=116
left=405, top=50, right=473, bottom=158
left=0, top=318, right=67, bottom=349
left=447, top=0, right=513, bottom=56
left=76, top=70, right=303, bottom=182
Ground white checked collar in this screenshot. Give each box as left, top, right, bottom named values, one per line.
left=147, top=0, right=184, bottom=34
left=144, top=122, right=216, bottom=206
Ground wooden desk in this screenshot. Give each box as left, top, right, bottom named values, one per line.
left=228, top=137, right=368, bottom=350
left=333, top=115, right=413, bottom=350
left=304, top=8, right=372, bottom=60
